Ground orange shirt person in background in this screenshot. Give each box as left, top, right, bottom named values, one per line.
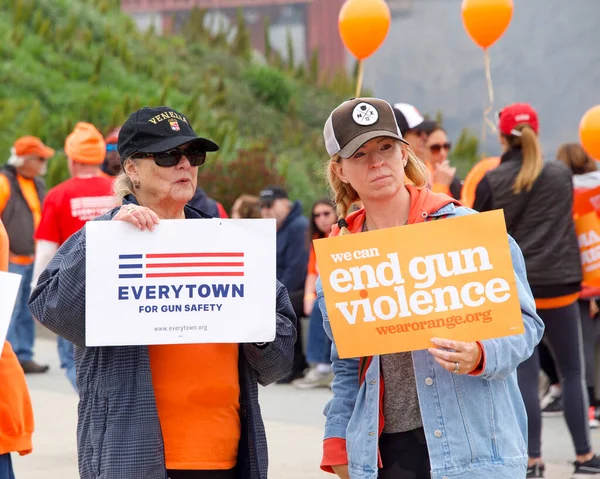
left=0, top=218, right=35, bottom=479
left=31, top=122, right=115, bottom=393
left=0, top=136, right=53, bottom=374
left=460, top=157, right=501, bottom=208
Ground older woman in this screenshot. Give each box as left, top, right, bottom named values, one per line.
left=28, top=106, right=297, bottom=479
left=317, top=98, right=544, bottom=479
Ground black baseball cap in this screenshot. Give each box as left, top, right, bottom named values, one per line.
left=259, top=186, right=288, bottom=203
left=392, top=103, right=437, bottom=136
left=117, top=106, right=219, bottom=161
left=323, top=98, right=408, bottom=159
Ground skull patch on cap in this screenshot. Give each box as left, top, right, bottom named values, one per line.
left=352, top=102, right=379, bottom=126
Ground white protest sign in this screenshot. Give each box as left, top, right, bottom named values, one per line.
left=0, top=271, right=22, bottom=347
left=85, top=218, right=276, bottom=347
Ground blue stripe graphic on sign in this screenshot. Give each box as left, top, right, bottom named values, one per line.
left=119, top=264, right=143, bottom=269
left=119, top=254, right=143, bottom=259
left=119, top=273, right=143, bottom=279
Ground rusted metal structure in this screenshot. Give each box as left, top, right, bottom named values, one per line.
left=121, top=0, right=347, bottom=72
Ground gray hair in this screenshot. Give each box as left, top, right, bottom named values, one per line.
left=113, top=157, right=136, bottom=203
left=7, top=147, right=25, bottom=167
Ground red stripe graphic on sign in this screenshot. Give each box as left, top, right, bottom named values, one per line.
left=146, top=262, right=244, bottom=268
left=146, top=252, right=244, bottom=259
left=146, top=272, right=245, bottom=278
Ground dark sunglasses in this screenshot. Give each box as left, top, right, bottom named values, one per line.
left=260, top=200, right=274, bottom=209
left=314, top=211, right=333, bottom=219
left=131, top=146, right=207, bottom=167
left=429, top=142, right=452, bottom=154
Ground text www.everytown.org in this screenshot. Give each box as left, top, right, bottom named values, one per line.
left=154, top=325, right=208, bottom=332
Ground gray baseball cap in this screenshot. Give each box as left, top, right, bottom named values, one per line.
left=323, top=98, right=408, bottom=159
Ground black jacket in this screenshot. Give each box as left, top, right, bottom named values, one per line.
left=276, top=201, right=309, bottom=294
left=473, top=148, right=582, bottom=296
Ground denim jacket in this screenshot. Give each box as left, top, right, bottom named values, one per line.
left=317, top=204, right=544, bottom=479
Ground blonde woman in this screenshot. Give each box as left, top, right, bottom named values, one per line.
left=317, top=98, right=543, bottom=479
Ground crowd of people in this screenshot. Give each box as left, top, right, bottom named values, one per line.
left=1, top=97, right=599, bottom=479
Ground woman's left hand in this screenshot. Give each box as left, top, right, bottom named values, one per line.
left=428, top=338, right=482, bottom=375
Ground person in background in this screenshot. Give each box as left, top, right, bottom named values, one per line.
left=0, top=136, right=52, bottom=374
left=318, top=97, right=543, bottom=479
left=260, top=185, right=309, bottom=383
left=460, top=156, right=501, bottom=208
left=557, top=142, right=600, bottom=428
left=0, top=218, right=35, bottom=479
left=474, top=103, right=600, bottom=477
left=31, top=122, right=115, bottom=392
left=293, top=199, right=337, bottom=390
left=423, top=127, right=462, bottom=199
left=231, top=194, right=262, bottom=219
left=392, top=103, right=436, bottom=161
left=28, top=106, right=296, bottom=479
left=101, top=127, right=122, bottom=177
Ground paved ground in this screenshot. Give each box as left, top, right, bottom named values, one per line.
left=10, top=336, right=600, bottom=478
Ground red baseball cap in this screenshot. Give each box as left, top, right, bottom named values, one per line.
left=13, top=136, right=55, bottom=159
left=497, top=103, right=539, bottom=136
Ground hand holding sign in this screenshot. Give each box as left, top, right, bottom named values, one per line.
left=314, top=210, right=523, bottom=359
left=113, top=204, right=160, bottom=231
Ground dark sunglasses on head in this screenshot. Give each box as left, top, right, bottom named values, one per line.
left=429, top=142, right=452, bottom=154
left=131, top=146, right=207, bottom=167
left=314, top=211, right=332, bottom=219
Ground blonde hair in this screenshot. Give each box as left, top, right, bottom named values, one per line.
left=327, top=141, right=428, bottom=235
left=504, top=124, right=543, bottom=194
left=113, top=158, right=135, bottom=204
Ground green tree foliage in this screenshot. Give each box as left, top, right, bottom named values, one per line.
left=0, top=0, right=354, bottom=210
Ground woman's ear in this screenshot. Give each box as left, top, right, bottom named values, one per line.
left=401, top=146, right=409, bottom=168
left=331, top=160, right=349, bottom=184
left=124, top=159, right=139, bottom=183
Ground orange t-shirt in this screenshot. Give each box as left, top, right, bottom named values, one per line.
left=149, top=344, right=241, bottom=470
left=0, top=173, right=42, bottom=265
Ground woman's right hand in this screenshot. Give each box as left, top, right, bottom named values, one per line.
left=332, top=465, right=350, bottom=479
left=113, top=204, right=160, bottom=231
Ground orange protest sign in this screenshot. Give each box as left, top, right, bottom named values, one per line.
left=574, top=186, right=600, bottom=218
left=575, top=211, right=600, bottom=288
left=314, top=210, right=523, bottom=359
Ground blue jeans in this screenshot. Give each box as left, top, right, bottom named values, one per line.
left=306, top=301, right=331, bottom=364
left=57, top=336, right=78, bottom=393
left=0, top=453, right=15, bottom=479
left=6, top=262, right=35, bottom=362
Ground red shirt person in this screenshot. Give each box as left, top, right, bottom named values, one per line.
left=32, top=122, right=116, bottom=392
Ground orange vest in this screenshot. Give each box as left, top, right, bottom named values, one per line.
left=0, top=219, right=35, bottom=456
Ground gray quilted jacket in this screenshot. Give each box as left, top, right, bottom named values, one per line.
left=28, top=199, right=297, bottom=479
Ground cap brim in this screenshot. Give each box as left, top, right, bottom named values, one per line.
left=136, top=136, right=220, bottom=154
left=40, top=146, right=55, bottom=159
left=338, top=131, right=409, bottom=159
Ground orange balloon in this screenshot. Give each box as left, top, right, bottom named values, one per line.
left=580, top=106, right=600, bottom=161
left=339, top=0, right=391, bottom=60
left=461, top=0, right=514, bottom=49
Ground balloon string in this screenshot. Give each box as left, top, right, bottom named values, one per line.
left=355, top=60, right=364, bottom=98
left=481, top=49, right=497, bottom=156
